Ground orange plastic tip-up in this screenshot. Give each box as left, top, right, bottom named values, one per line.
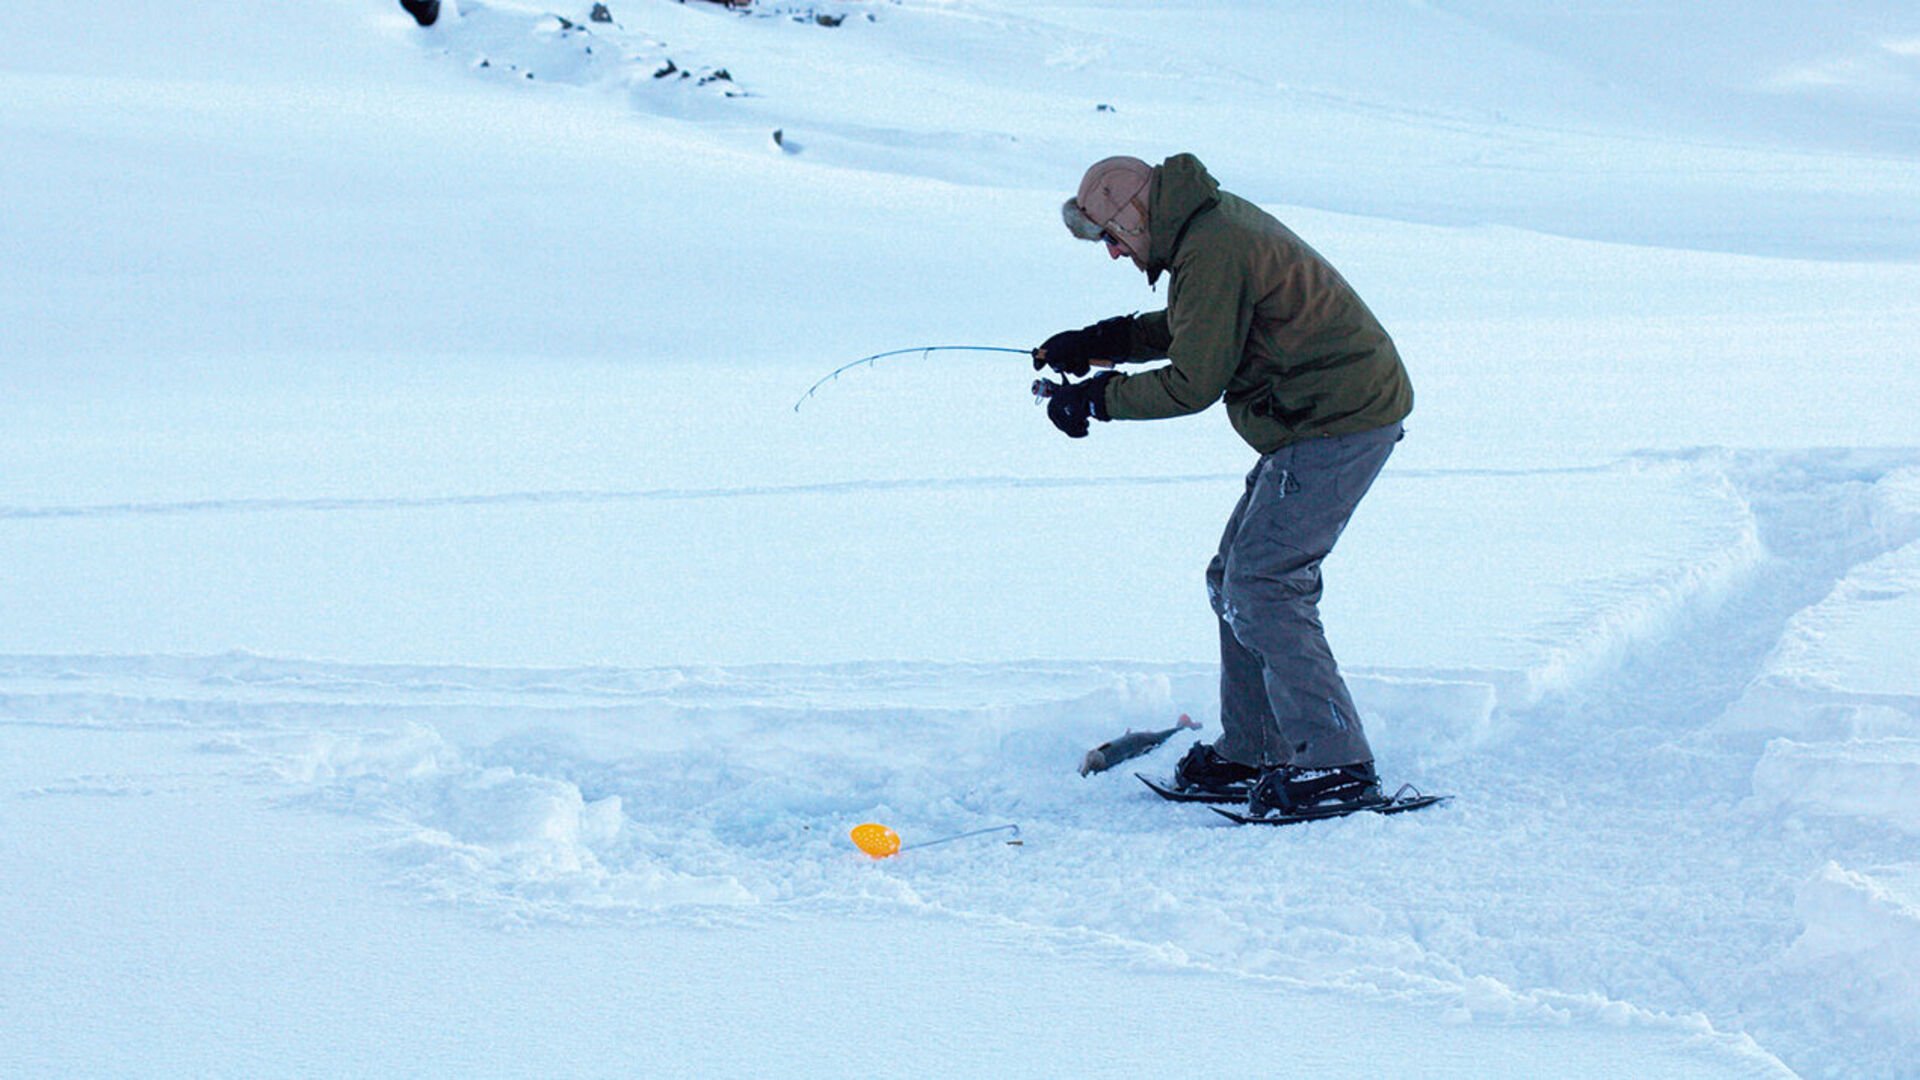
left=850, top=822, right=902, bottom=858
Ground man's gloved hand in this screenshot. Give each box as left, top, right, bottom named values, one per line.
left=1046, top=372, right=1114, bottom=439
left=1034, top=315, right=1131, bottom=377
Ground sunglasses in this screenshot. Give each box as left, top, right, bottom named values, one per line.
left=1100, top=229, right=1126, bottom=249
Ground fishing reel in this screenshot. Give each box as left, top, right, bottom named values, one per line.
left=1031, top=355, right=1117, bottom=403
left=1031, top=373, right=1064, bottom=403
left=1030, top=347, right=1056, bottom=402
left=1034, top=373, right=1096, bottom=403
left=1030, top=346, right=1116, bottom=403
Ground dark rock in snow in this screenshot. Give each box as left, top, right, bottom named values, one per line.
left=399, top=0, right=440, bottom=27
left=590, top=3, right=614, bottom=22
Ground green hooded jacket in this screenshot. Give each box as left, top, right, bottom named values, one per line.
left=1103, top=154, right=1413, bottom=454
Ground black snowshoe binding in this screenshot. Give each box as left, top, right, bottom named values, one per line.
left=1244, top=761, right=1385, bottom=820
left=1167, top=742, right=1260, bottom=799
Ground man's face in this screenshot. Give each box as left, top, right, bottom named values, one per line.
left=1101, top=229, right=1148, bottom=272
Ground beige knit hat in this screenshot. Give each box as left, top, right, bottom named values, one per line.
left=1061, top=155, right=1153, bottom=259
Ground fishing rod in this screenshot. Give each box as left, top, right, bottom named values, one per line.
left=792, top=345, right=1033, bottom=412
left=793, top=344, right=1118, bottom=411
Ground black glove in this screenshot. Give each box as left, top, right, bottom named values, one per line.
left=1034, top=315, right=1131, bottom=377
left=1046, top=372, right=1114, bottom=439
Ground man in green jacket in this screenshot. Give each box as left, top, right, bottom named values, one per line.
left=1037, top=153, right=1412, bottom=818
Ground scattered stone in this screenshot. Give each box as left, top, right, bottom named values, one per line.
left=399, top=0, right=441, bottom=28
left=654, top=59, right=679, bottom=78
left=1096, top=103, right=1115, bottom=113
left=590, top=3, right=613, bottom=22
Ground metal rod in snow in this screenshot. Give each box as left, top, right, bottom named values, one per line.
left=792, top=346, right=1033, bottom=412
left=897, top=824, right=1023, bottom=852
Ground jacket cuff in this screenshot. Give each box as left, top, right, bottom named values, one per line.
left=1126, top=310, right=1173, bottom=360
left=1089, top=372, right=1115, bottom=422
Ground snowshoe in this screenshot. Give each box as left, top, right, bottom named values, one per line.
left=1137, top=772, right=1253, bottom=804
left=1246, top=761, right=1385, bottom=817
left=1212, top=783, right=1451, bottom=826
left=1136, top=742, right=1261, bottom=803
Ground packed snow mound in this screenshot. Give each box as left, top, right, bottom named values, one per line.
left=1788, top=862, right=1920, bottom=1036
left=1720, top=483, right=1920, bottom=741
left=1869, top=465, right=1920, bottom=545
left=258, top=723, right=759, bottom=917
left=1753, top=738, right=1920, bottom=835
left=1766, top=542, right=1920, bottom=700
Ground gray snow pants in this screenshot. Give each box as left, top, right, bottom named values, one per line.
left=1206, top=422, right=1401, bottom=770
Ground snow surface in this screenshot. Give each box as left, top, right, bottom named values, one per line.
left=4, top=0, right=1919, bottom=1075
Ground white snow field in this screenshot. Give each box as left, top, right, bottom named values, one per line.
left=3, top=0, right=1919, bottom=1075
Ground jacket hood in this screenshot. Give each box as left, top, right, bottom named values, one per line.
left=1144, top=153, right=1221, bottom=285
